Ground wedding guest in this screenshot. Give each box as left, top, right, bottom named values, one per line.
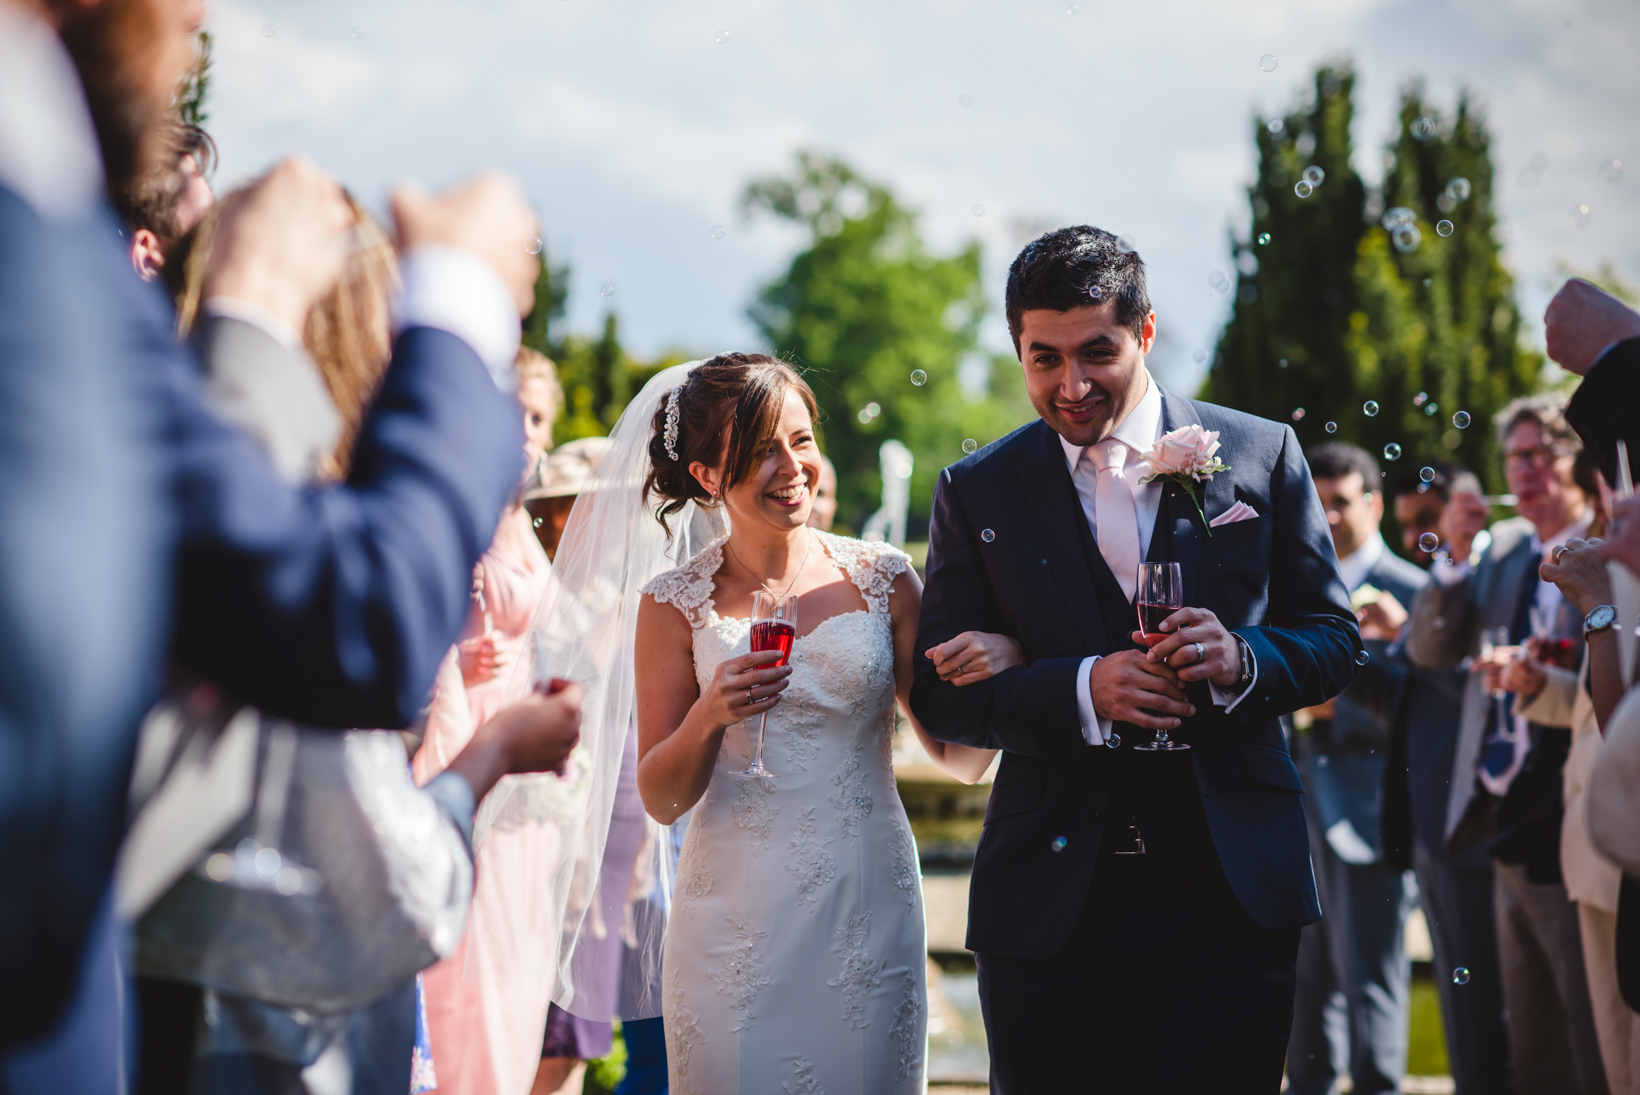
left=1382, top=463, right=1513, bottom=1095
left=1407, top=395, right=1608, bottom=1095
left=0, top=0, right=538, bottom=1083
left=525, top=437, right=609, bottom=561
left=1288, top=443, right=1424, bottom=1095
left=113, top=115, right=216, bottom=280
left=1545, top=278, right=1640, bottom=490
left=806, top=453, right=838, bottom=531
left=519, top=346, right=563, bottom=458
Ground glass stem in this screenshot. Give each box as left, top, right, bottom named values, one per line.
left=755, top=711, right=769, bottom=769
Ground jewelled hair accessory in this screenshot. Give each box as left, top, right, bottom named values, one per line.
left=662, top=384, right=683, bottom=461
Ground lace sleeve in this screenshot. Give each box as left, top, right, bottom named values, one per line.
left=819, top=531, right=911, bottom=618
left=639, top=537, right=725, bottom=630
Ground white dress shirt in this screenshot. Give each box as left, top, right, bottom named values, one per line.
left=1062, top=372, right=1255, bottom=744
left=1336, top=533, right=1387, bottom=595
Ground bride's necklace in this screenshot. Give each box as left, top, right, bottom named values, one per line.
left=726, top=529, right=815, bottom=600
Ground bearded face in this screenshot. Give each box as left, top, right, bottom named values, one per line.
left=57, top=0, right=205, bottom=195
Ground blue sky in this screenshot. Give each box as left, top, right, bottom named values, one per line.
left=207, top=0, right=1637, bottom=394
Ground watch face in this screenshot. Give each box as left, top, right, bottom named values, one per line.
left=1587, top=605, right=1617, bottom=632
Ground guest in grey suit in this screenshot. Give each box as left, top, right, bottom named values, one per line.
left=1287, top=444, right=1424, bottom=1095
left=1382, top=463, right=1513, bottom=1095
left=1407, top=395, right=1608, bottom=1095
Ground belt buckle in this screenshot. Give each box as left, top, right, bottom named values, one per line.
left=1112, top=825, right=1147, bottom=855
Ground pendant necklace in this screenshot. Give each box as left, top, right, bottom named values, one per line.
left=726, top=529, right=814, bottom=599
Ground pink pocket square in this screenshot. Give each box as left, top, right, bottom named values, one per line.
left=1209, top=501, right=1259, bottom=528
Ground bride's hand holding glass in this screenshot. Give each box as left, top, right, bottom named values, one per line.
left=698, top=649, right=792, bottom=730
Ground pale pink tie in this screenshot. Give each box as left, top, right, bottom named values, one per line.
left=1089, top=439, right=1141, bottom=602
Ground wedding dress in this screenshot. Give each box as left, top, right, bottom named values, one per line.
left=643, top=529, right=928, bottom=1094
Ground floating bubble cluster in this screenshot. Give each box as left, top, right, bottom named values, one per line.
left=910, top=369, right=927, bottom=386
left=1599, top=158, right=1624, bottom=183
left=1382, top=207, right=1416, bottom=230
left=962, top=439, right=979, bottom=455
left=1419, top=532, right=1441, bottom=553
left=1364, top=401, right=1380, bottom=417
left=1259, top=54, right=1278, bottom=72
left=1453, top=410, right=1472, bottom=429
left=981, top=528, right=996, bottom=543
left=1383, top=443, right=1402, bottom=461
left=1436, top=220, right=1454, bottom=237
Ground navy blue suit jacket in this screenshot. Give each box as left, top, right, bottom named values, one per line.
left=0, top=187, right=522, bottom=1042
left=911, top=393, right=1359, bottom=957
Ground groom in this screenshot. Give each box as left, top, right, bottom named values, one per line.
left=912, top=227, right=1360, bottom=1092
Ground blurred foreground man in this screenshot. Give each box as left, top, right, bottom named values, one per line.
left=0, top=0, right=545, bottom=1084
left=1407, top=396, right=1608, bottom=1095
left=1287, top=444, right=1423, bottom=1095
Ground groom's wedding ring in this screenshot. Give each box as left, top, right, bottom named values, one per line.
left=1192, top=641, right=1205, bottom=664
left=1552, top=545, right=1568, bottom=563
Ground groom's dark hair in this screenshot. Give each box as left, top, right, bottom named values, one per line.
left=1005, top=226, right=1151, bottom=355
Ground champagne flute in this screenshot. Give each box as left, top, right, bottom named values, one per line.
left=743, top=590, right=798, bottom=776
left=1133, top=562, right=1190, bottom=752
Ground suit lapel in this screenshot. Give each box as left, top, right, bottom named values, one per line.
left=1156, top=391, right=1205, bottom=609
left=1016, top=421, right=1102, bottom=653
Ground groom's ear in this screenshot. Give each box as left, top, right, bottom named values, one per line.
left=1139, top=311, right=1158, bottom=357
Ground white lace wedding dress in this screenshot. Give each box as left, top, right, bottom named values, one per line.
left=643, top=529, right=928, bottom=1094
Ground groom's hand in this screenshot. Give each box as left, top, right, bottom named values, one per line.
left=1137, top=607, right=1241, bottom=688
left=1088, top=652, right=1194, bottom=730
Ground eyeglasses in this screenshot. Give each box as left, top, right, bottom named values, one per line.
left=1502, top=446, right=1569, bottom=473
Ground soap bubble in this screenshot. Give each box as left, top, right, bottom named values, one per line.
left=1292, top=408, right=1306, bottom=421
left=532, top=517, right=543, bottom=528
left=972, top=204, right=985, bottom=217
left=710, top=225, right=725, bottom=240
left=1424, top=403, right=1439, bottom=416
left=962, top=439, right=979, bottom=455
left=599, top=284, right=615, bottom=297
left=1302, top=165, right=1325, bottom=187
left=1193, top=349, right=1207, bottom=364
left=1531, top=152, right=1549, bottom=170
left=1420, top=466, right=1435, bottom=483
left=1267, top=118, right=1285, bottom=136
left=1599, top=158, right=1624, bottom=183
left=261, top=23, right=276, bottom=37
left=1413, top=392, right=1428, bottom=406
left=204, top=853, right=234, bottom=881
left=1446, top=177, right=1472, bottom=202
left=1257, top=232, right=1272, bottom=245
left=910, top=369, right=927, bottom=386
left=1278, top=358, right=1289, bottom=369
left=1411, top=116, right=1436, bottom=140
left=349, top=26, right=364, bottom=39
left=1382, top=207, right=1416, bottom=230
left=1392, top=225, right=1422, bottom=253
left=1325, top=421, right=1337, bottom=433
left=1066, top=3, right=1079, bottom=13
left=1294, top=180, right=1314, bottom=199
left=1259, top=54, right=1278, bottom=72
left=1436, top=220, right=1454, bottom=237
left=1453, top=967, right=1471, bottom=985
left=1356, top=650, right=1371, bottom=665
left=1571, top=204, right=1591, bottom=228
left=1088, top=285, right=1104, bottom=302
left=1452, top=410, right=1471, bottom=429
left=981, top=528, right=996, bottom=543
left=527, top=237, right=543, bottom=255
left=1115, top=235, right=1136, bottom=254
left=958, top=93, right=972, bottom=107
left=1107, top=733, right=1121, bottom=749
left=1383, top=443, right=1402, bottom=461
left=1419, top=532, right=1441, bottom=553
left=1051, top=836, right=1068, bottom=852
left=1363, top=401, right=1380, bottom=417
left=714, top=29, right=729, bottom=43
left=1208, top=271, right=1231, bottom=293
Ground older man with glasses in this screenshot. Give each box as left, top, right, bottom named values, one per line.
left=1406, top=394, right=1607, bottom=1095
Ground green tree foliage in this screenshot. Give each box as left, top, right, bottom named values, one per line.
left=176, top=32, right=212, bottom=127
left=1205, top=68, right=1541, bottom=497
left=745, top=152, right=1032, bottom=534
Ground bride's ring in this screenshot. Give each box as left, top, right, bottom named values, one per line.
left=1192, top=642, right=1205, bottom=664
left=955, top=665, right=964, bottom=675
left=746, top=687, right=755, bottom=705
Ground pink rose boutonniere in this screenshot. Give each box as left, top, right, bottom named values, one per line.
left=1138, top=424, right=1232, bottom=536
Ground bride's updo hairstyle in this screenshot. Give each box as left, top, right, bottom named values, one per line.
left=645, top=352, right=820, bottom=532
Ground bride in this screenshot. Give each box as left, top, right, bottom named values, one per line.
left=633, top=353, right=1011, bottom=1093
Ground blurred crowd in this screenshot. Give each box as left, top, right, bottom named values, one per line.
left=3, top=1, right=1640, bottom=1095
left=1285, top=279, right=1640, bottom=1095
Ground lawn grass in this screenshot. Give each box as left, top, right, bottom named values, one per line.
left=1407, top=967, right=1451, bottom=1078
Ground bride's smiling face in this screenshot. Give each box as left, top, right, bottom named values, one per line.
left=693, top=389, right=823, bottom=534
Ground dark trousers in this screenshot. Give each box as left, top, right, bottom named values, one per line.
left=613, top=1016, right=668, bottom=1095
left=1413, top=843, right=1511, bottom=1094
left=976, top=752, right=1300, bottom=1094
left=1288, top=830, right=1414, bottom=1095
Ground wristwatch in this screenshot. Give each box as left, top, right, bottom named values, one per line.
left=1229, top=634, right=1254, bottom=693
left=1584, top=604, right=1618, bottom=637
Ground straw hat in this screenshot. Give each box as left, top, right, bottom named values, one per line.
left=524, top=436, right=611, bottom=501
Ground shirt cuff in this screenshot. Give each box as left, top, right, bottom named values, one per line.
left=424, top=770, right=478, bottom=854
left=1208, top=639, right=1257, bottom=714
left=1076, top=655, right=1111, bottom=745
left=1429, top=555, right=1472, bottom=586
left=201, top=296, right=303, bottom=354
left=393, top=244, right=521, bottom=391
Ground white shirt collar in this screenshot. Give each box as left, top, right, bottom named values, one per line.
left=1059, top=368, right=1165, bottom=475
left=1530, top=508, right=1594, bottom=556
left=1336, top=533, right=1387, bottom=594
left=0, top=4, right=103, bottom=221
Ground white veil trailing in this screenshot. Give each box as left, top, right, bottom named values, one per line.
left=467, top=361, right=722, bottom=1022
